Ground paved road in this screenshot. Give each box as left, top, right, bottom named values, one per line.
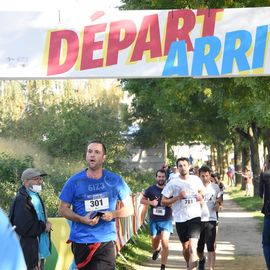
left=135, top=193, right=267, bottom=270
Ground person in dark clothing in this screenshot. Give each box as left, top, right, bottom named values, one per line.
left=141, top=169, right=173, bottom=270
left=259, top=161, right=270, bottom=270
left=9, top=168, right=52, bottom=270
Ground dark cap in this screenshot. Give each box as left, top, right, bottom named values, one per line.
left=21, top=168, right=47, bottom=181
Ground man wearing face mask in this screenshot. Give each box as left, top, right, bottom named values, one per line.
left=9, top=168, right=52, bottom=270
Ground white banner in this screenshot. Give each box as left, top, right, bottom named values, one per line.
left=0, top=7, right=270, bottom=78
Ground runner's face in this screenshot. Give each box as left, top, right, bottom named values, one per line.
left=200, top=171, right=211, bottom=185
left=86, top=143, right=106, bottom=170
left=177, top=160, right=190, bottom=176
left=156, top=172, right=166, bottom=186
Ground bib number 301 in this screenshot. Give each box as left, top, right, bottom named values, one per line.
left=85, top=195, right=109, bottom=211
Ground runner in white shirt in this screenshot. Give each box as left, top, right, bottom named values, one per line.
left=161, top=157, right=204, bottom=270
left=197, top=166, right=222, bottom=270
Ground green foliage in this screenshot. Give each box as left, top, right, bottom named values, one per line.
left=0, top=153, right=34, bottom=212
left=0, top=80, right=129, bottom=167
left=120, top=0, right=270, bottom=9
left=123, top=171, right=155, bottom=192
left=41, top=181, right=59, bottom=217
left=0, top=181, right=19, bottom=213
left=122, top=78, right=230, bottom=149
left=0, top=153, right=34, bottom=183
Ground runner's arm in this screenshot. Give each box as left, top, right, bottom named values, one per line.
left=58, top=200, right=99, bottom=225
left=161, top=191, right=185, bottom=206
left=102, top=195, right=134, bottom=221
left=140, top=194, right=158, bottom=206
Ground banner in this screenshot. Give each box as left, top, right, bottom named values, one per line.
left=1, top=7, right=270, bottom=78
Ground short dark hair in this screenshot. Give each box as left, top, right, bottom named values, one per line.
left=86, top=140, right=107, bottom=155
left=199, top=165, right=211, bottom=175
left=156, top=169, right=166, bottom=177
left=176, top=157, right=189, bottom=167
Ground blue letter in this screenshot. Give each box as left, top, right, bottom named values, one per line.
left=252, top=25, right=268, bottom=69
left=162, top=41, right=188, bottom=77
left=221, top=30, right=252, bottom=75
left=191, top=36, right=221, bottom=76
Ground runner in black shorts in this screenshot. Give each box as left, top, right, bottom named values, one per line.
left=162, top=157, right=205, bottom=270
left=197, top=166, right=222, bottom=270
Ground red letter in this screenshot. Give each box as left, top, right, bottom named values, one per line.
left=80, top=23, right=107, bottom=70
left=197, top=9, right=224, bottom=37
left=106, top=20, right=137, bottom=66
left=164, top=10, right=196, bottom=54
left=47, top=30, right=79, bottom=75
left=130, top=14, right=162, bottom=62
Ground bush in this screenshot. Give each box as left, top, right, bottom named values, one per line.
left=0, top=153, right=34, bottom=183
left=0, top=153, right=34, bottom=212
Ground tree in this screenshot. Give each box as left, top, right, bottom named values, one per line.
left=0, top=80, right=129, bottom=171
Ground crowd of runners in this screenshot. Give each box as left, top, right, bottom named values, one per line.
left=141, top=157, right=225, bottom=270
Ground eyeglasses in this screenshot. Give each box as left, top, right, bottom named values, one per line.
left=30, top=177, right=43, bottom=182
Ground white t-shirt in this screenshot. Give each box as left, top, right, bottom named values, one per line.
left=168, top=172, right=180, bottom=182
left=201, top=182, right=220, bottom=222
left=162, top=175, right=204, bottom=222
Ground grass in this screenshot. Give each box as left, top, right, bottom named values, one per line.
left=116, top=223, right=152, bottom=270
left=227, top=185, right=264, bottom=231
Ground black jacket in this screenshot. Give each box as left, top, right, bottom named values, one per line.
left=9, top=186, right=50, bottom=268
left=259, top=170, right=270, bottom=217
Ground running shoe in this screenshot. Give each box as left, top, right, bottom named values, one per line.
left=152, top=248, right=161, bottom=260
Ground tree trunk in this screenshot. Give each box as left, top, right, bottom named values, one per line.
left=236, top=122, right=261, bottom=195
left=210, top=145, right=218, bottom=172
left=232, top=135, right=242, bottom=186
left=249, top=123, right=261, bottom=196
left=216, top=143, right=227, bottom=182
left=241, top=144, right=250, bottom=190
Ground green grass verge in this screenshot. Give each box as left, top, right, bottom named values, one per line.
left=116, top=223, right=152, bottom=270
left=228, top=185, right=264, bottom=231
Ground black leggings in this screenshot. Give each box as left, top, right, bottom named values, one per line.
left=197, top=221, right=217, bottom=253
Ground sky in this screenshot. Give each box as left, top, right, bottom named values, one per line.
left=0, top=0, right=122, bottom=10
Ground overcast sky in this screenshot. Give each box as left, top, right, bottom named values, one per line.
left=0, top=0, right=121, bottom=10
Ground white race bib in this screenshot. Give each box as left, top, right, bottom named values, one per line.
left=84, top=193, right=109, bottom=211
left=153, top=206, right=166, bottom=216
left=184, top=198, right=196, bottom=206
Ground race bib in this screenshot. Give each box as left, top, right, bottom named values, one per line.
left=184, top=198, right=196, bottom=206
left=153, top=206, right=166, bottom=216
left=84, top=193, right=109, bottom=211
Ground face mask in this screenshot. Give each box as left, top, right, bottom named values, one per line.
left=30, top=185, right=42, bottom=193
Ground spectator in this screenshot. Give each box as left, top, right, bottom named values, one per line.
left=9, top=168, right=52, bottom=270
left=260, top=160, right=270, bottom=269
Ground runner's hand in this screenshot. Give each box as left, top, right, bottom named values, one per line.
left=101, top=211, right=115, bottom=222
left=151, top=199, right=159, bottom=207
left=196, top=193, right=203, bottom=202
left=80, top=212, right=100, bottom=226
left=178, top=190, right=186, bottom=200
left=45, top=221, right=52, bottom=232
